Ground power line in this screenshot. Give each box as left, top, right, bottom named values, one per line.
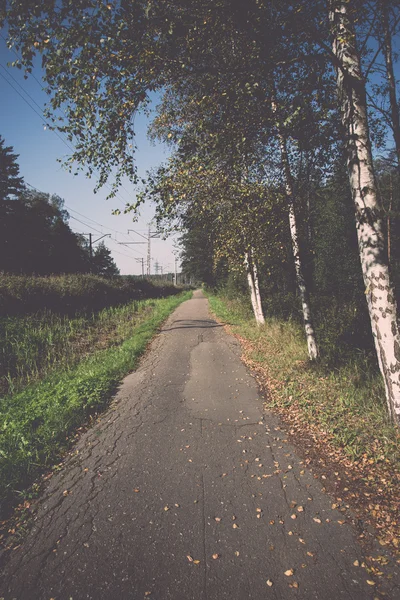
left=0, top=54, right=145, bottom=214
left=0, top=67, right=76, bottom=153
left=25, top=182, right=145, bottom=259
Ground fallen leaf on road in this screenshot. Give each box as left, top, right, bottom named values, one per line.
left=212, top=553, right=220, bottom=559
left=299, top=538, right=306, bottom=544
left=266, top=579, right=273, bottom=587
left=284, top=569, right=294, bottom=576
left=233, top=523, right=239, bottom=529
left=290, top=582, right=299, bottom=589
left=256, top=508, right=262, bottom=513
left=234, top=551, right=240, bottom=556
left=193, top=560, right=200, bottom=565
left=269, top=520, right=275, bottom=525
left=307, top=551, right=314, bottom=557
left=187, top=555, right=193, bottom=562
left=353, top=560, right=360, bottom=566
left=313, top=517, right=321, bottom=524
left=291, top=514, right=297, bottom=520
left=297, top=506, right=304, bottom=512
left=214, top=517, right=222, bottom=522
left=366, top=580, right=375, bottom=586
left=164, top=506, right=169, bottom=511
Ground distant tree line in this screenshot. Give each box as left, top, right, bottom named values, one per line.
left=0, top=136, right=119, bottom=277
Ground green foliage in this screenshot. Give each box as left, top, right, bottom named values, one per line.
left=0, top=292, right=191, bottom=507
left=92, top=241, right=120, bottom=276
left=0, top=189, right=91, bottom=275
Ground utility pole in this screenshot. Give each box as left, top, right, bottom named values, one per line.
left=82, top=233, right=111, bottom=271
left=174, top=256, right=178, bottom=286
left=147, top=225, right=161, bottom=276
left=122, top=228, right=160, bottom=276
left=147, top=225, right=151, bottom=276
left=135, top=257, right=145, bottom=278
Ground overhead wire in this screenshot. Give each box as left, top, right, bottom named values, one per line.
left=25, top=182, right=146, bottom=259
left=0, top=41, right=149, bottom=225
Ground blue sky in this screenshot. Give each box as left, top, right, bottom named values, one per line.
left=0, top=37, right=177, bottom=276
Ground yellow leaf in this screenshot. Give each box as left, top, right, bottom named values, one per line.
left=266, top=579, right=273, bottom=587
left=366, top=580, right=375, bottom=586
left=284, top=569, right=294, bottom=577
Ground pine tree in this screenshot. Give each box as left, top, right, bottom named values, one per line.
left=0, top=136, right=25, bottom=200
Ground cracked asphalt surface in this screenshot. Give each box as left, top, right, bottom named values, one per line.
left=1, top=290, right=399, bottom=599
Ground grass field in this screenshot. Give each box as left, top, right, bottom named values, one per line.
left=0, top=291, right=191, bottom=509
left=1, top=299, right=154, bottom=396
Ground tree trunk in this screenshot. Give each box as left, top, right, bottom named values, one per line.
left=330, top=0, right=400, bottom=423
left=244, top=251, right=264, bottom=325
left=271, top=100, right=319, bottom=361
left=251, top=249, right=265, bottom=324
left=381, top=0, right=400, bottom=170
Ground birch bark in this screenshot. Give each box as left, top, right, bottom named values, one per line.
left=251, top=251, right=265, bottom=324
left=244, top=251, right=265, bottom=325
left=330, top=0, right=400, bottom=423
left=271, top=100, right=319, bottom=361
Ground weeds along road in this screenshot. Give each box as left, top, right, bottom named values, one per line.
left=1, top=290, right=398, bottom=599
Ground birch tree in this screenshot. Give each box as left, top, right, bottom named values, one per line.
left=330, top=0, right=400, bottom=422
left=271, top=97, right=320, bottom=360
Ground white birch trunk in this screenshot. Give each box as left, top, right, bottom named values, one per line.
left=251, top=250, right=265, bottom=324
left=271, top=100, right=319, bottom=361
left=330, top=0, right=400, bottom=423
left=244, top=252, right=264, bottom=325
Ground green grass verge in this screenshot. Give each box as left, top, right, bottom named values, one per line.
left=1, top=299, right=161, bottom=396
left=207, top=294, right=400, bottom=464
left=0, top=291, right=191, bottom=506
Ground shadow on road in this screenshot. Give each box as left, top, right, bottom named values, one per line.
left=162, top=319, right=224, bottom=332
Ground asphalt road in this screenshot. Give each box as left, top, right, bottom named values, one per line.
left=1, top=290, right=398, bottom=599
